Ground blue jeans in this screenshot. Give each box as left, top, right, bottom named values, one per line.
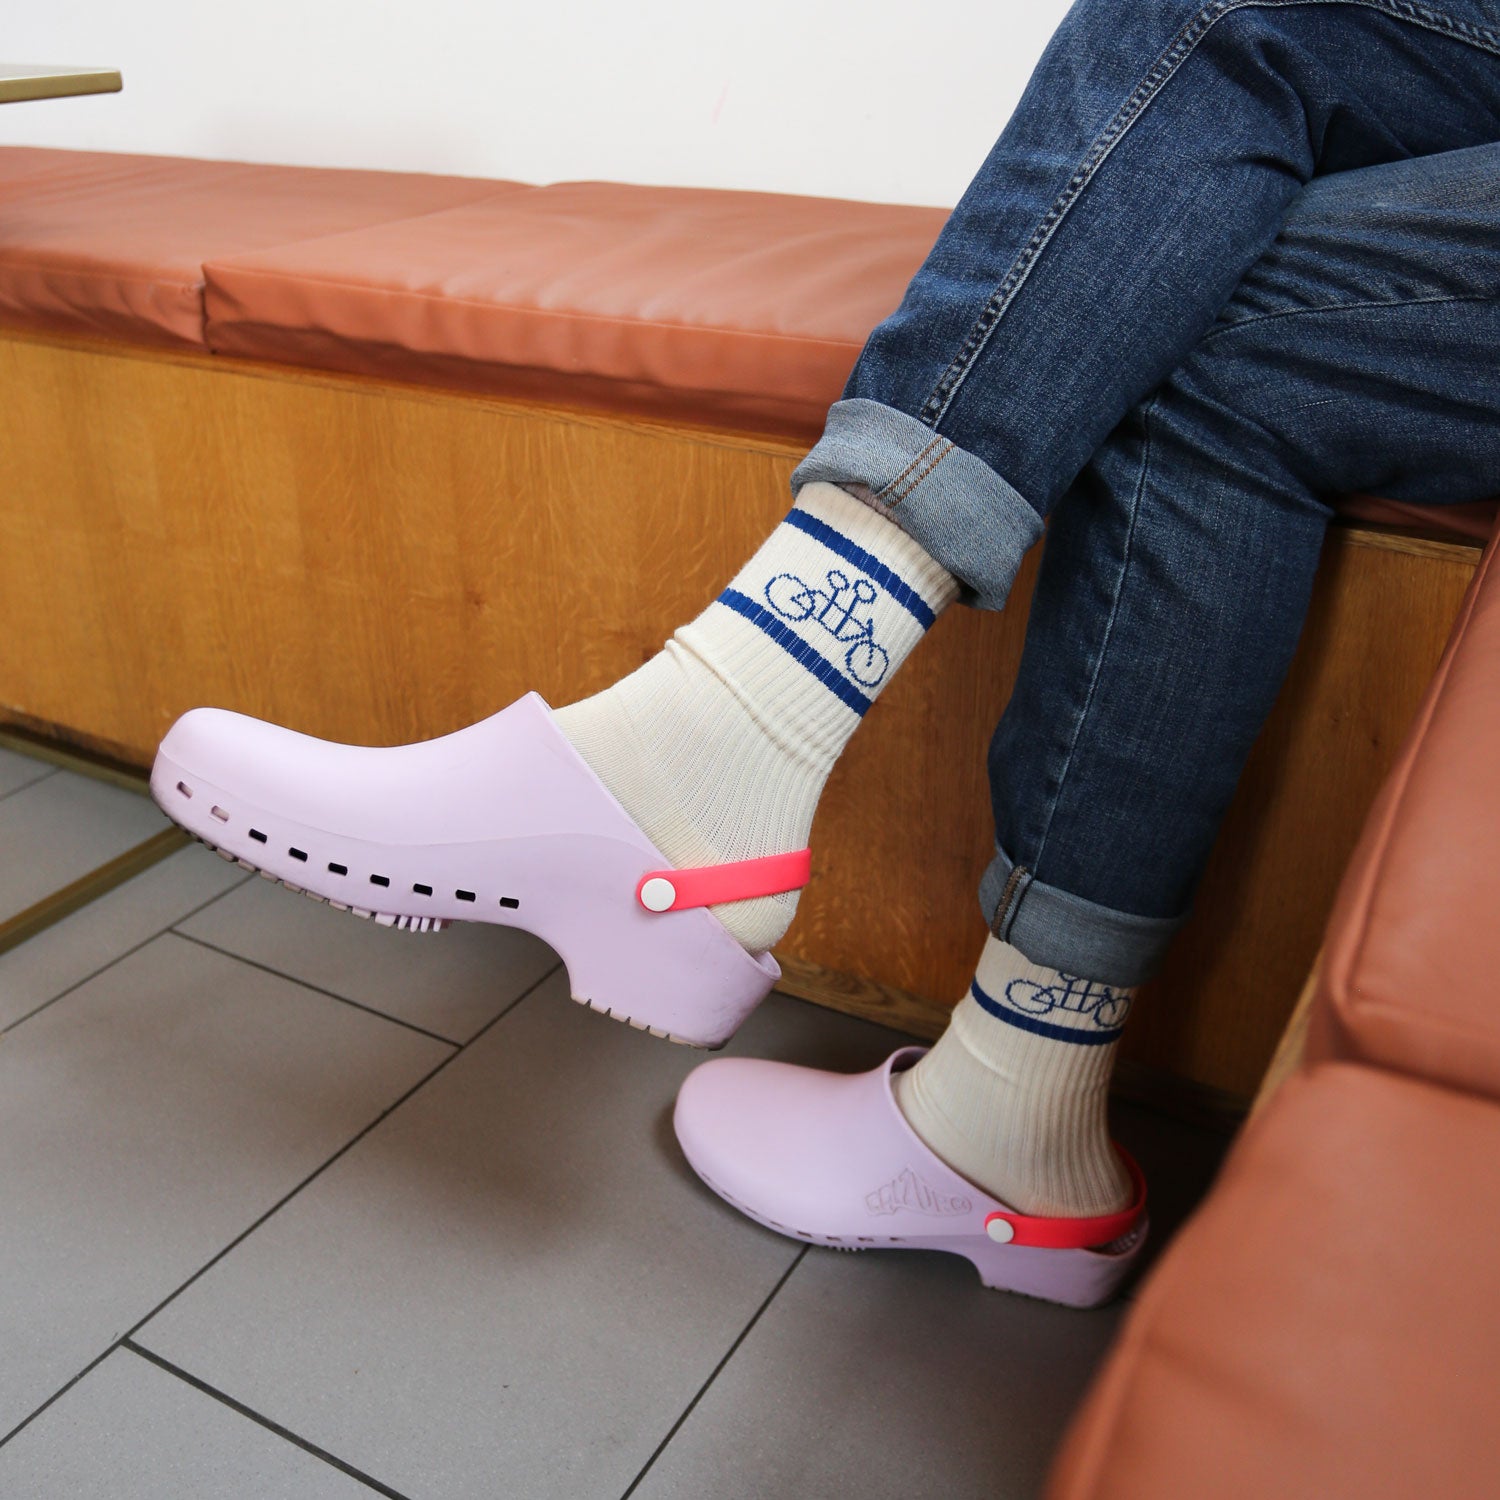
left=792, top=0, right=1500, bottom=986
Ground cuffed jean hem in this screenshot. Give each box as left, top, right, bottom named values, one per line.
left=980, top=843, right=1188, bottom=989
left=789, top=398, right=1044, bottom=611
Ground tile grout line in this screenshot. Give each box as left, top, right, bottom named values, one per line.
left=0, top=766, right=59, bottom=804
left=0, top=869, right=256, bottom=1036
left=168, top=929, right=465, bottom=1048
left=119, top=960, right=561, bottom=1344
left=0, top=732, right=150, bottom=798
left=0, top=959, right=561, bottom=1457
left=122, top=1341, right=412, bottom=1500
left=617, top=1246, right=811, bottom=1500
left=0, top=826, right=191, bottom=961
left=0, top=1343, right=121, bottom=1456
left=1, top=865, right=254, bottom=1028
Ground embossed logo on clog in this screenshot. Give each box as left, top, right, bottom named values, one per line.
left=865, top=1166, right=971, bottom=1217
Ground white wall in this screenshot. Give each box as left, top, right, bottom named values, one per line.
left=1, top=1, right=1072, bottom=207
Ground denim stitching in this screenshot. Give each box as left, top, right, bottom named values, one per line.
left=990, top=862, right=1031, bottom=938
left=1177, top=296, right=1500, bottom=457
left=1027, top=398, right=1158, bottom=875
left=1195, top=291, right=1500, bottom=348
left=918, top=0, right=1500, bottom=431
left=876, top=436, right=951, bottom=506
left=882, top=438, right=954, bottom=504
left=886, top=443, right=955, bottom=505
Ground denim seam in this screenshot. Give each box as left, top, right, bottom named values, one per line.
left=918, top=0, right=1500, bottom=432
left=1195, top=291, right=1500, bottom=348
left=1174, top=296, right=1500, bottom=463
left=1027, top=397, right=1158, bottom=876
left=878, top=435, right=954, bottom=506
left=887, top=444, right=954, bottom=505
left=990, top=861, right=1032, bottom=939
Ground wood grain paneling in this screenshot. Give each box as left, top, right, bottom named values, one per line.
left=0, top=329, right=1477, bottom=1102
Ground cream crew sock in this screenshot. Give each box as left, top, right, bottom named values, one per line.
left=555, top=481, right=957, bottom=953
left=895, top=934, right=1136, bottom=1217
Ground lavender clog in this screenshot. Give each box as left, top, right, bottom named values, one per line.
left=674, top=1048, right=1149, bottom=1306
left=151, top=692, right=794, bottom=1047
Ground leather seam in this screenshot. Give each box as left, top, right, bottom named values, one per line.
left=202, top=264, right=870, bottom=352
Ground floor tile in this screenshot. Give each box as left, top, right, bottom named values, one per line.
left=0, top=746, right=54, bottom=801
left=0, top=1349, right=377, bottom=1498
left=634, top=1248, right=1125, bottom=1500
left=178, top=875, right=559, bottom=1042
left=0, top=844, right=248, bottom=1030
left=0, top=771, right=167, bottom=923
left=135, top=991, right=907, bottom=1500
left=0, top=933, right=450, bottom=1441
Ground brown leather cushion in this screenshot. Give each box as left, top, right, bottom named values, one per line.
left=1311, top=534, right=1500, bottom=1099
left=1, top=147, right=1496, bottom=537
left=202, top=181, right=950, bottom=437
left=1339, top=492, right=1496, bottom=544
left=0, top=147, right=512, bottom=347
left=1048, top=1063, right=1500, bottom=1500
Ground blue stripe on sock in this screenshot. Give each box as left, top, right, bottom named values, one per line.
left=969, top=979, right=1125, bottom=1047
left=718, top=589, right=873, bottom=716
left=782, top=509, right=936, bottom=629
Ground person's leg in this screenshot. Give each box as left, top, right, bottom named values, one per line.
left=567, top=0, right=1500, bottom=956
left=798, top=0, right=1500, bottom=605
left=556, top=483, right=956, bottom=952
left=898, top=141, right=1500, bottom=1217
left=158, top=2, right=1500, bottom=1052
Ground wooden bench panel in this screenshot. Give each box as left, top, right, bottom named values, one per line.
left=0, top=328, right=1476, bottom=1103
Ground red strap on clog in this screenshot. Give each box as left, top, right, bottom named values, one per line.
left=983, top=1147, right=1147, bottom=1250
left=636, top=848, right=811, bottom=913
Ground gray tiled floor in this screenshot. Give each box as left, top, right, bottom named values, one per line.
left=0, top=931, right=450, bottom=1439
left=0, top=845, right=247, bottom=1030
left=0, top=745, right=56, bottom=800
left=177, top=875, right=559, bottom=1043
left=632, top=1250, right=1125, bottom=1500
left=0, top=747, right=1229, bottom=1499
left=0, top=1350, right=374, bottom=1499
left=0, top=768, right=169, bottom=922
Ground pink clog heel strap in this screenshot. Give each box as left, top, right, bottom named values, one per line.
left=635, top=848, right=811, bottom=913
left=983, top=1147, right=1147, bottom=1249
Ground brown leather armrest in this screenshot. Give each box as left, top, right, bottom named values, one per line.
left=1310, top=531, right=1500, bottom=1099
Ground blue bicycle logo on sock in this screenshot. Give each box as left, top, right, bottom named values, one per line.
left=764, top=568, right=892, bottom=688
left=1004, top=975, right=1132, bottom=1030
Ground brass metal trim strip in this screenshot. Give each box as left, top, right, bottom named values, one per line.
left=0, top=827, right=188, bottom=959
left=0, top=728, right=149, bottom=798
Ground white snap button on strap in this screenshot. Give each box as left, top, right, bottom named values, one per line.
left=639, top=876, right=677, bottom=913
left=986, top=1217, right=1016, bottom=1244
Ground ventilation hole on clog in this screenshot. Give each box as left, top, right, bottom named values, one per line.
left=176, top=781, right=193, bottom=798
left=499, top=896, right=520, bottom=910
left=289, top=848, right=308, bottom=862
left=328, top=862, right=347, bottom=876
left=249, top=829, right=268, bottom=844
left=370, top=874, right=390, bottom=888
left=456, top=890, right=476, bottom=902
left=210, top=806, right=230, bottom=822
left=413, top=883, right=432, bottom=897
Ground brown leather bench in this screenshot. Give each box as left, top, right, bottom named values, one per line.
left=1046, top=531, right=1500, bottom=1500
left=0, top=146, right=1492, bottom=1108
